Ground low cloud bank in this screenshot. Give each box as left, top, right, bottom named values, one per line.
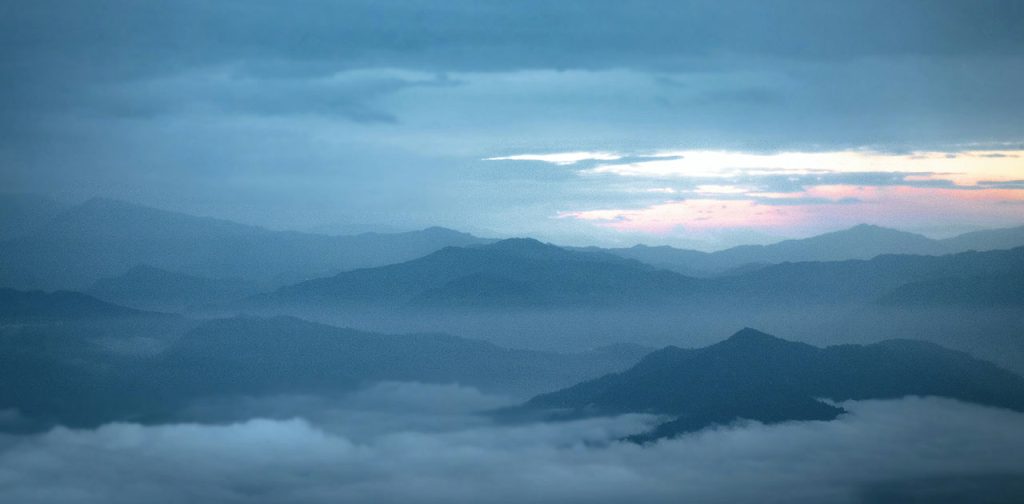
left=1, top=387, right=1022, bottom=504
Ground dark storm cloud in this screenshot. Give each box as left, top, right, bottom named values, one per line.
left=1, top=396, right=1023, bottom=503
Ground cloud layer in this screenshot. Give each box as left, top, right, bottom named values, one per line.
left=1, top=385, right=1023, bottom=504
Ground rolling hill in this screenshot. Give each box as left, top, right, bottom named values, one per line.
left=263, top=238, right=701, bottom=309
left=516, top=328, right=1024, bottom=442
left=87, top=265, right=260, bottom=311
left=591, top=224, right=1024, bottom=276
left=0, top=197, right=490, bottom=290
left=0, top=288, right=157, bottom=322
left=0, top=315, right=652, bottom=431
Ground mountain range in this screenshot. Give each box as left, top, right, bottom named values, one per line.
left=586, top=223, right=1024, bottom=276
left=255, top=240, right=1024, bottom=311
left=707, top=247, right=1024, bottom=305
left=877, top=274, right=1024, bottom=307
left=0, top=197, right=490, bottom=290
left=261, top=238, right=698, bottom=309
left=87, top=265, right=260, bottom=311
left=0, top=193, right=68, bottom=241
left=0, top=313, right=650, bottom=431
left=3, top=194, right=1023, bottom=294
left=515, top=328, right=1024, bottom=442
left=0, top=288, right=155, bottom=322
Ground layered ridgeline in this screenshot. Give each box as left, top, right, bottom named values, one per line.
left=877, top=274, right=1024, bottom=307
left=514, top=328, right=1024, bottom=443
left=3, top=193, right=1021, bottom=293
left=706, top=246, right=1024, bottom=305
left=261, top=238, right=702, bottom=309
left=0, top=287, right=164, bottom=322
left=87, top=265, right=260, bottom=311
left=257, top=240, right=1024, bottom=310
left=0, top=314, right=650, bottom=431
left=583, top=224, right=1024, bottom=276
left=0, top=193, right=67, bottom=241
left=0, top=197, right=490, bottom=290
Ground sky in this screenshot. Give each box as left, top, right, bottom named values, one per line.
left=2, top=0, right=1023, bottom=249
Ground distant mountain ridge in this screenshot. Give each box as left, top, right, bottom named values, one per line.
left=87, top=265, right=260, bottom=311
left=707, top=246, right=1024, bottom=304
left=0, top=193, right=68, bottom=240
left=877, top=274, right=1024, bottom=307
left=261, top=238, right=700, bottom=309
left=256, top=242, right=1024, bottom=311
left=514, top=328, right=1024, bottom=442
left=586, top=223, right=1024, bottom=276
left=0, top=288, right=160, bottom=322
left=0, top=197, right=491, bottom=290
left=0, top=315, right=652, bottom=430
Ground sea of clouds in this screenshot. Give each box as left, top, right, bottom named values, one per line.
left=1, top=383, right=1023, bottom=504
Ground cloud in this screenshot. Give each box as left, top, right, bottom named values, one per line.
left=557, top=183, right=1024, bottom=235
left=518, top=148, right=1024, bottom=237
left=571, top=149, right=1023, bottom=182
left=79, top=68, right=460, bottom=123
left=486, top=152, right=623, bottom=166
left=0, top=396, right=1022, bottom=504
left=977, top=180, right=1024, bottom=190
left=1, top=1, right=1022, bottom=247
left=176, top=382, right=518, bottom=440
left=5, top=1, right=1021, bottom=77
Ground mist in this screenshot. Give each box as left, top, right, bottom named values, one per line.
left=2, top=393, right=1023, bottom=504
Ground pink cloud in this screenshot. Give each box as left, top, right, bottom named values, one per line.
left=559, top=185, right=1024, bottom=235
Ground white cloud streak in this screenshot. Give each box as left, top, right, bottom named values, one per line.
left=486, top=152, right=623, bottom=166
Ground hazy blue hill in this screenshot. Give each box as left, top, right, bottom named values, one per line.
left=0, top=193, right=67, bottom=240
left=519, top=328, right=1024, bottom=442
left=594, top=223, right=1024, bottom=276
left=0, top=315, right=651, bottom=430
left=707, top=247, right=1024, bottom=304
left=155, top=315, right=649, bottom=397
left=939, top=224, right=1024, bottom=252
left=87, top=265, right=260, bottom=311
left=712, top=224, right=943, bottom=265
left=877, top=274, right=1024, bottom=307
left=0, top=198, right=490, bottom=290
left=0, top=288, right=154, bottom=321
left=576, top=244, right=711, bottom=276
left=265, top=238, right=699, bottom=308
left=264, top=244, right=1023, bottom=311
left=0, top=289, right=190, bottom=426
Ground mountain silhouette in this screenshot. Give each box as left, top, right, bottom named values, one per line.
left=261, top=243, right=1024, bottom=311
left=87, top=265, right=260, bottom=311
left=0, top=315, right=652, bottom=430
left=516, top=328, right=1024, bottom=442
left=939, top=224, right=1024, bottom=252
left=263, top=238, right=699, bottom=309
left=0, top=288, right=156, bottom=321
left=877, top=274, right=1024, bottom=307
left=0, top=193, right=67, bottom=240
left=590, top=223, right=1024, bottom=276
left=706, top=246, right=1024, bottom=304
left=0, top=197, right=490, bottom=290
